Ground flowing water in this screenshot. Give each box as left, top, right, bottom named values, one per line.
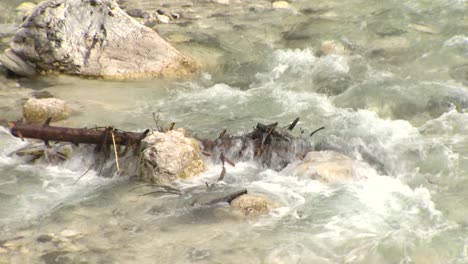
left=0, top=0, right=467, bottom=263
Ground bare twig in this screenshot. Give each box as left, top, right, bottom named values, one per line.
left=73, top=162, right=95, bottom=185
left=110, top=129, right=120, bottom=175
left=309, top=126, right=325, bottom=137
left=284, top=117, right=300, bottom=131
left=218, top=166, right=226, bottom=181
left=168, top=122, right=175, bottom=131
left=152, top=111, right=164, bottom=132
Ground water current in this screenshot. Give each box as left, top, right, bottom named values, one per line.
left=0, top=0, right=467, bottom=263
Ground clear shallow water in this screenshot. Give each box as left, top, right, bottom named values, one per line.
left=0, top=0, right=467, bottom=263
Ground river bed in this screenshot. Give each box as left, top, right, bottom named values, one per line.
left=0, top=0, right=467, bottom=263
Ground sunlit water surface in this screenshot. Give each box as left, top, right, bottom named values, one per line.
left=0, top=0, right=467, bottom=263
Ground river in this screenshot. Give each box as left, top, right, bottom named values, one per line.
left=0, top=0, right=467, bottom=263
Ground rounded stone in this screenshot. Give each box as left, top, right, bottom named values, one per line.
left=59, top=229, right=79, bottom=238
left=230, top=194, right=275, bottom=215
left=23, top=98, right=70, bottom=123
left=282, top=151, right=378, bottom=183
left=272, top=1, right=290, bottom=9
left=139, top=130, right=205, bottom=184
left=319, top=40, right=348, bottom=56
left=157, top=14, right=171, bottom=24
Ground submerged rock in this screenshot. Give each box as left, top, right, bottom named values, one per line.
left=41, top=250, right=72, bottom=264
left=0, top=0, right=198, bottom=79
left=37, top=234, right=54, bottom=243
left=188, top=188, right=247, bottom=206
left=407, top=23, right=439, bottom=35
left=230, top=194, right=276, bottom=215
left=23, top=98, right=70, bottom=123
left=11, top=142, right=75, bottom=163
left=369, top=36, right=410, bottom=56
left=139, top=129, right=205, bottom=184
left=282, top=151, right=378, bottom=183
left=318, top=40, right=348, bottom=56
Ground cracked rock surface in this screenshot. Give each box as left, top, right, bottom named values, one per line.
left=0, top=0, right=197, bottom=79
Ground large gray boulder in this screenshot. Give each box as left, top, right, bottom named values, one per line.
left=0, top=0, right=197, bottom=79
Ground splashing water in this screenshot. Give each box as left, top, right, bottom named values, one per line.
left=0, top=0, right=467, bottom=263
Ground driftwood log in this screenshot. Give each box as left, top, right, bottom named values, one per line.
left=8, top=119, right=149, bottom=147
left=7, top=118, right=324, bottom=171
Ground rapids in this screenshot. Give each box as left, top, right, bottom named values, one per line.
left=0, top=0, right=467, bottom=263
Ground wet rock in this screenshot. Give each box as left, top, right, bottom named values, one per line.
left=0, top=49, right=36, bottom=77
left=139, top=129, right=205, bottom=184
left=171, top=12, right=181, bottom=19
left=1, top=0, right=198, bottom=79
left=318, top=40, right=348, bottom=56
left=15, top=2, right=37, bottom=21
left=230, top=194, right=276, bottom=215
left=1, top=236, right=25, bottom=250
left=0, top=24, right=17, bottom=39
left=59, top=229, right=80, bottom=238
left=313, top=58, right=352, bottom=96
left=41, top=251, right=71, bottom=264
left=407, top=23, right=439, bottom=35
left=187, top=248, right=211, bottom=262
left=282, top=151, right=378, bottom=183
left=211, top=0, right=230, bottom=5
left=427, top=94, right=468, bottom=118
left=30, top=90, right=54, bottom=99
left=449, top=64, right=468, bottom=85
left=157, top=14, right=171, bottom=24
left=369, top=36, right=410, bottom=56
left=368, top=22, right=405, bottom=37
left=23, top=98, right=70, bottom=123
left=272, top=1, right=290, bottom=9
left=12, top=142, right=75, bottom=163
left=166, top=34, right=191, bottom=43
left=126, top=9, right=150, bottom=19
left=37, top=234, right=54, bottom=243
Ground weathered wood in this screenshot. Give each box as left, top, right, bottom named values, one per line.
left=8, top=121, right=148, bottom=146
left=198, top=118, right=322, bottom=171
left=7, top=117, right=323, bottom=172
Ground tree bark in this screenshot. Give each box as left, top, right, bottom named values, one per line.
left=8, top=121, right=148, bottom=146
